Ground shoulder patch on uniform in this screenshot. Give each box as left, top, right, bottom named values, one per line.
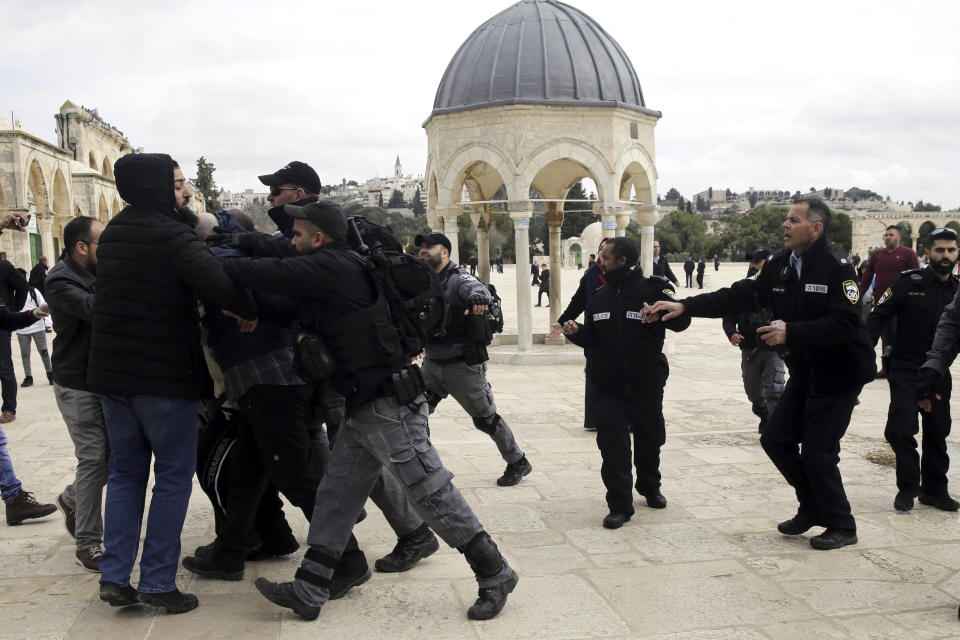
left=662, top=288, right=679, bottom=301
left=876, top=287, right=892, bottom=305
left=842, top=280, right=860, bottom=304
left=593, top=312, right=611, bottom=321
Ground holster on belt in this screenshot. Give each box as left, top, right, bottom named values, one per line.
left=384, top=364, right=426, bottom=405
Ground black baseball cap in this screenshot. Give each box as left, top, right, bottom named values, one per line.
left=745, top=248, right=771, bottom=262
left=415, top=232, right=452, bottom=253
left=283, top=201, right=347, bottom=242
left=258, top=161, right=322, bottom=194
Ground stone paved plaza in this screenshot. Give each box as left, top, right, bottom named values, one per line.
left=3, top=262, right=960, bottom=639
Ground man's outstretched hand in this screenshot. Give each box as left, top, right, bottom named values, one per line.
left=646, top=300, right=684, bottom=322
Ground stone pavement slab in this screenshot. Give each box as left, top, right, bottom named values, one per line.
left=2, top=262, right=960, bottom=638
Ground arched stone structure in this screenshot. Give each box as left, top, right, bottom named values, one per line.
left=852, top=209, right=960, bottom=259
left=88, top=151, right=97, bottom=170
left=424, top=0, right=660, bottom=350
left=102, top=156, right=113, bottom=180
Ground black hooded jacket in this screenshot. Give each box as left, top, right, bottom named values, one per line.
left=87, top=153, right=257, bottom=399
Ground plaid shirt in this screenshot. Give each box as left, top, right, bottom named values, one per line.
left=223, top=346, right=304, bottom=402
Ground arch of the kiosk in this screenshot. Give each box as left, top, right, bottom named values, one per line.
left=425, top=142, right=657, bottom=351
left=853, top=212, right=960, bottom=259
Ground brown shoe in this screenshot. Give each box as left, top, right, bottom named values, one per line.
left=76, top=545, right=102, bottom=572
left=57, top=494, right=76, bottom=538
left=5, top=490, right=56, bottom=525
left=0, top=411, right=15, bottom=424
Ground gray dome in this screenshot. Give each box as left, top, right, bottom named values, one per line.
left=431, top=0, right=658, bottom=119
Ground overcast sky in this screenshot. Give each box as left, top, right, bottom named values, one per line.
left=4, top=0, right=958, bottom=208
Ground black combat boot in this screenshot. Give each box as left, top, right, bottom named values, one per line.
left=328, top=549, right=372, bottom=600
left=254, top=578, right=320, bottom=620
left=182, top=543, right=244, bottom=581
left=375, top=523, right=440, bottom=572
left=459, top=531, right=519, bottom=620
left=497, top=456, right=532, bottom=486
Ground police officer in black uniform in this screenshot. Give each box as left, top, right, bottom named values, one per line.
left=872, top=227, right=960, bottom=511
left=416, top=232, right=532, bottom=486
left=721, top=249, right=785, bottom=433
left=220, top=202, right=518, bottom=621
left=651, top=196, right=876, bottom=550
left=562, top=237, right=690, bottom=529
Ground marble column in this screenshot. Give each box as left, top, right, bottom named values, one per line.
left=545, top=203, right=564, bottom=326
left=37, top=213, right=55, bottom=263
left=511, top=205, right=533, bottom=352
left=616, top=212, right=632, bottom=239
left=443, top=209, right=460, bottom=265
left=635, top=205, right=659, bottom=278
left=476, top=205, right=491, bottom=283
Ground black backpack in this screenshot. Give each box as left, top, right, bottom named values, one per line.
left=346, top=216, right=448, bottom=357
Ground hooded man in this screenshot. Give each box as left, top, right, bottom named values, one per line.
left=89, top=153, right=258, bottom=614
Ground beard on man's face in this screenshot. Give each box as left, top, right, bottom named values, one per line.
left=930, top=257, right=957, bottom=275
left=177, top=205, right=199, bottom=228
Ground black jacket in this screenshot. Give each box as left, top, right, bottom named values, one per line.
left=684, top=236, right=876, bottom=394
left=88, top=153, right=257, bottom=400
left=567, top=267, right=690, bottom=394
left=683, top=259, right=695, bottom=275
left=868, top=267, right=958, bottom=368
left=45, top=256, right=96, bottom=390
left=721, top=272, right=774, bottom=351
left=653, top=256, right=677, bottom=283
left=223, top=241, right=404, bottom=407
left=0, top=260, right=27, bottom=311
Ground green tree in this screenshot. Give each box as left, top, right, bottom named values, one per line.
left=655, top=208, right=710, bottom=256
left=377, top=192, right=384, bottom=208
left=748, top=192, right=759, bottom=209
left=412, top=188, right=426, bottom=216
left=831, top=212, right=852, bottom=252
left=562, top=180, right=600, bottom=238
left=193, top=156, right=220, bottom=212
left=346, top=180, right=358, bottom=187
left=388, top=189, right=405, bottom=208
left=664, top=187, right=681, bottom=201
left=716, top=206, right=789, bottom=257
left=913, top=200, right=942, bottom=212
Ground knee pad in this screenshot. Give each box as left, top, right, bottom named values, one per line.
left=472, top=413, right=500, bottom=435
left=458, top=531, right=503, bottom=578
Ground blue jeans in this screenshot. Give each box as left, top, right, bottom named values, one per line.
left=0, top=424, right=21, bottom=502
left=99, top=395, right=198, bottom=593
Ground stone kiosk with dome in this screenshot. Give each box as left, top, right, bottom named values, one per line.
left=424, top=0, right=661, bottom=352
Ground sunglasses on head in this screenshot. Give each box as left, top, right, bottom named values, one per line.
left=270, top=186, right=300, bottom=197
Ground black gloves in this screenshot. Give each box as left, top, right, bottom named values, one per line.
left=466, top=294, right=488, bottom=308
left=916, top=367, right=943, bottom=404
left=205, top=227, right=242, bottom=249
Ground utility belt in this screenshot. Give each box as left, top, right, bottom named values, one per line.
left=426, top=343, right=488, bottom=367
left=376, top=364, right=426, bottom=405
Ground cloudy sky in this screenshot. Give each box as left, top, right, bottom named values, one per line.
left=4, top=0, right=957, bottom=208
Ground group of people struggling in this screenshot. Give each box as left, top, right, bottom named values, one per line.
left=3, top=156, right=533, bottom=622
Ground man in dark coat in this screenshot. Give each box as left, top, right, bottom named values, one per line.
left=652, top=241, right=678, bottom=287
left=683, top=256, right=695, bottom=288
left=696, top=258, right=706, bottom=288
left=46, top=216, right=108, bottom=573
left=89, top=153, right=258, bottom=613
left=651, top=196, right=876, bottom=551
left=562, top=237, right=690, bottom=528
